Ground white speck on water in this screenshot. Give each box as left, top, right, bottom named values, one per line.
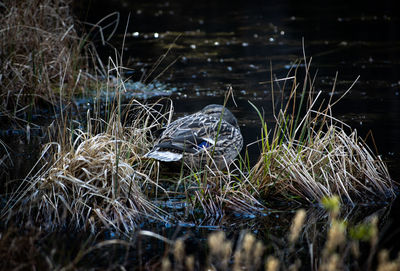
left=207, top=58, right=211, bottom=62
left=132, top=31, right=139, bottom=37
left=253, top=33, right=259, bottom=38
left=242, top=42, right=249, bottom=47
left=214, top=41, right=220, bottom=46
left=280, top=30, right=285, bottom=35
left=190, top=44, right=196, bottom=49
left=269, top=37, right=275, bottom=42
left=240, top=90, right=246, bottom=94
left=154, top=32, right=159, bottom=38
left=227, top=66, right=232, bottom=71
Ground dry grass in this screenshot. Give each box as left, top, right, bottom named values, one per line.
left=2, top=101, right=172, bottom=232
left=250, top=58, right=395, bottom=204
left=0, top=0, right=97, bottom=122
left=177, top=159, right=263, bottom=219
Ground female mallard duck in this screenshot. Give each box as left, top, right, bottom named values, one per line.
left=145, top=104, right=243, bottom=169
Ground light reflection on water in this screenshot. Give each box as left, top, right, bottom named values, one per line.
left=85, top=0, right=400, bottom=174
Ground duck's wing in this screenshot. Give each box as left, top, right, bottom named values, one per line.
left=144, top=114, right=215, bottom=161
left=145, top=113, right=242, bottom=162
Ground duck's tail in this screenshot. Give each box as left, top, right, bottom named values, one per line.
left=144, top=148, right=183, bottom=162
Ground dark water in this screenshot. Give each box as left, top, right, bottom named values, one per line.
left=74, top=0, right=400, bottom=171
left=2, top=0, right=400, bottom=268
left=76, top=0, right=400, bottom=265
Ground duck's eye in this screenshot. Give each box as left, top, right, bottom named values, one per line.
left=198, top=141, right=211, bottom=149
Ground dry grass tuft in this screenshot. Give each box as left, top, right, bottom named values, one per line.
left=250, top=58, right=396, bottom=204
left=0, top=0, right=97, bottom=121
left=2, top=102, right=171, bottom=232
left=187, top=163, right=263, bottom=219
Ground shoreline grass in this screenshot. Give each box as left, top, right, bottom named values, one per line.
left=0, top=0, right=101, bottom=126
left=249, top=58, right=395, bottom=205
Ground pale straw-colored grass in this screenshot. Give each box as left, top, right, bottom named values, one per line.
left=0, top=0, right=100, bottom=122
left=250, top=56, right=395, bottom=204
left=2, top=102, right=171, bottom=232
left=188, top=160, right=262, bottom=218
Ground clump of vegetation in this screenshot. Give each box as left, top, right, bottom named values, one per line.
left=2, top=101, right=172, bottom=231
left=179, top=161, right=262, bottom=219
left=250, top=60, right=395, bottom=204
left=0, top=0, right=97, bottom=122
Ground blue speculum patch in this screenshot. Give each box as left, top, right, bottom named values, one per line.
left=197, top=141, right=211, bottom=149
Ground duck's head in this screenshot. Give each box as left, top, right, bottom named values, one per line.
left=201, top=104, right=239, bottom=128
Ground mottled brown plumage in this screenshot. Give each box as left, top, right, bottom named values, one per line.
left=145, top=104, right=243, bottom=169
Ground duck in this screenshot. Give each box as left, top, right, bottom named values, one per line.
left=144, top=104, right=243, bottom=169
